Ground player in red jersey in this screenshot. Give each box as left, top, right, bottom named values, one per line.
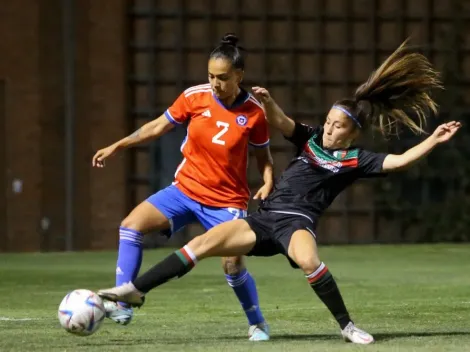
left=92, top=34, right=272, bottom=341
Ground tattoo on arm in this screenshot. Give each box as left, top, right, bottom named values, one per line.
left=129, top=128, right=141, bottom=139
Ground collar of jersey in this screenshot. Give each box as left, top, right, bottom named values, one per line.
left=212, top=87, right=250, bottom=110
left=315, top=126, right=359, bottom=153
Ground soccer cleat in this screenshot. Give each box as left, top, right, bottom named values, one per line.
left=248, top=322, right=270, bottom=341
left=341, top=322, right=374, bottom=344
left=98, top=283, right=146, bottom=308
left=104, top=301, right=134, bottom=325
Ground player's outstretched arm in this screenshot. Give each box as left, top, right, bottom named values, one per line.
left=252, top=86, right=296, bottom=138
left=92, top=114, right=174, bottom=167
left=114, top=114, right=174, bottom=150
left=382, top=121, right=461, bottom=172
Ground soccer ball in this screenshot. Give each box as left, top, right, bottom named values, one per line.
left=58, top=289, right=106, bottom=336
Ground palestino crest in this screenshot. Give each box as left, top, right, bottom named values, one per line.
left=333, top=150, right=348, bottom=159
left=236, top=115, right=247, bottom=126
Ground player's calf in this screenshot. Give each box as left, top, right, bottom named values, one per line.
left=305, top=262, right=352, bottom=329
left=223, top=256, right=267, bottom=336
left=222, top=256, right=245, bottom=275
left=99, top=244, right=199, bottom=306
left=288, top=230, right=357, bottom=334
left=302, top=260, right=374, bottom=343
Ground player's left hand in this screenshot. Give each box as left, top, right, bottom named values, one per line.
left=251, top=86, right=272, bottom=104
left=253, top=182, right=273, bottom=200
left=432, top=121, right=461, bottom=143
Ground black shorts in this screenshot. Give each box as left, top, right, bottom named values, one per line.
left=244, top=209, right=317, bottom=268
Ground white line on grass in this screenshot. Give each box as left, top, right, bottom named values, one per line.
left=0, top=317, right=43, bottom=321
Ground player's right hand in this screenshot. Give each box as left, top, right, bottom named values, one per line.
left=92, top=145, right=117, bottom=168
left=251, top=86, right=272, bottom=104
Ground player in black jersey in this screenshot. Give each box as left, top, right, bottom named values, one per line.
left=98, top=41, right=461, bottom=344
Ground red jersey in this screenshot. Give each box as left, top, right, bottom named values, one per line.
left=164, top=83, right=270, bottom=210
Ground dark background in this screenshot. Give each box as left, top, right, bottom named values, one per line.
left=1, top=0, right=469, bottom=252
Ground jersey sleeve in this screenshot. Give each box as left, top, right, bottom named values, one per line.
left=284, top=122, right=316, bottom=149
left=164, top=92, right=192, bottom=125
left=358, top=149, right=388, bottom=176
left=249, top=111, right=270, bottom=148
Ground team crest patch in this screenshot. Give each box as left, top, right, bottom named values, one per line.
left=333, top=150, right=348, bottom=159
left=236, top=115, right=247, bottom=126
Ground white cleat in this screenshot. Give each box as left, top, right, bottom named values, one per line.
left=104, top=301, right=134, bottom=325
left=248, top=322, right=270, bottom=341
left=341, top=322, right=374, bottom=344
left=98, top=283, right=145, bottom=308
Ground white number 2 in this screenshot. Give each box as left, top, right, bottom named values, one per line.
left=211, top=121, right=229, bottom=145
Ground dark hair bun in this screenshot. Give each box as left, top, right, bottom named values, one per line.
left=220, top=33, right=239, bottom=47
left=210, top=33, right=245, bottom=69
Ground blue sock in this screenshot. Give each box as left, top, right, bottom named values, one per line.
left=225, top=269, right=265, bottom=326
left=116, top=226, right=143, bottom=308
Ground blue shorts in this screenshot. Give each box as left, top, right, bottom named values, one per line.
left=147, top=185, right=247, bottom=234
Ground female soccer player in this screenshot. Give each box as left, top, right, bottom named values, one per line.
left=98, top=41, right=461, bottom=344
left=92, top=34, right=273, bottom=341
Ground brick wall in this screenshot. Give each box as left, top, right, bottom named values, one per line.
left=0, top=0, right=127, bottom=252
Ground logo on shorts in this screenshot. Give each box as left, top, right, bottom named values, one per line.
left=236, top=115, right=247, bottom=126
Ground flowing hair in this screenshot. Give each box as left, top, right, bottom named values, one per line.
left=334, top=40, right=443, bottom=137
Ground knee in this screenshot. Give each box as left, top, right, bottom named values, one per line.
left=120, top=215, right=143, bottom=233
left=222, top=256, right=245, bottom=275
left=185, top=233, right=210, bottom=259
left=295, top=255, right=322, bottom=275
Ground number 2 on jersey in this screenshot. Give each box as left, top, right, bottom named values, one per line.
left=212, top=121, right=229, bottom=145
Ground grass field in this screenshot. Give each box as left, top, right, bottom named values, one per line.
left=1, top=244, right=470, bottom=351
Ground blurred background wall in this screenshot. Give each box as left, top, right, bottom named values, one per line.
left=0, top=0, right=469, bottom=252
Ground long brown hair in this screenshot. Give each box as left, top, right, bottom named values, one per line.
left=335, top=40, right=443, bottom=137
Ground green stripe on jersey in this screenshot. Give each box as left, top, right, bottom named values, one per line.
left=308, top=137, right=359, bottom=161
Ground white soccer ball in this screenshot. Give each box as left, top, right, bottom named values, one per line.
left=58, top=289, right=106, bottom=336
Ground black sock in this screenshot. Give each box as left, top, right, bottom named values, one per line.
left=134, top=245, right=197, bottom=293
left=306, top=262, right=352, bottom=330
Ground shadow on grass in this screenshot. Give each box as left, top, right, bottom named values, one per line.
left=373, top=331, right=470, bottom=342
left=75, top=330, right=470, bottom=346
left=270, top=330, right=470, bottom=342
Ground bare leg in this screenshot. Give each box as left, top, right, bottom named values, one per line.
left=185, top=219, right=256, bottom=258
left=120, top=200, right=171, bottom=231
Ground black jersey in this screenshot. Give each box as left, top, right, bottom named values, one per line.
left=260, top=122, right=387, bottom=225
